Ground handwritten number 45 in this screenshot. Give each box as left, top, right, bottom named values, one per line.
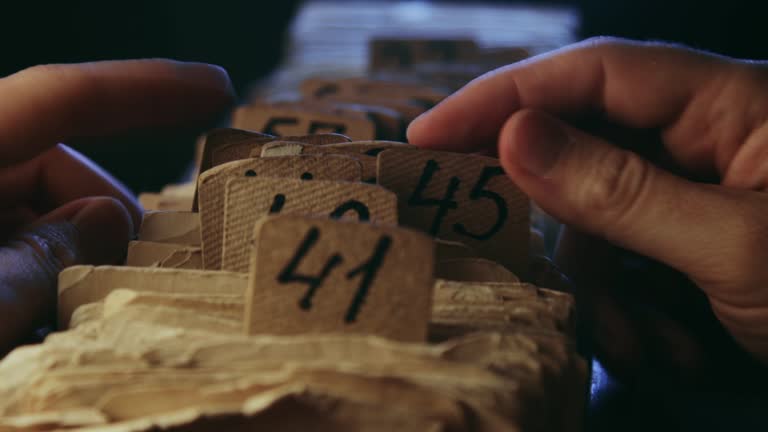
left=277, top=227, right=391, bottom=323
left=408, top=160, right=508, bottom=241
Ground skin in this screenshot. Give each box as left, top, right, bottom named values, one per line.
left=409, top=37, right=768, bottom=388
left=0, top=59, right=234, bottom=354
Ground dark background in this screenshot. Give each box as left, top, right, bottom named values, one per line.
left=1, top=1, right=301, bottom=193
left=1, top=0, right=766, bottom=192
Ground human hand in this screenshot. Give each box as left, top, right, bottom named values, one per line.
left=0, top=60, right=233, bottom=353
left=408, top=38, right=768, bottom=388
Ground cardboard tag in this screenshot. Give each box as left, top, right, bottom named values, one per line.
left=254, top=141, right=304, bottom=157
left=377, top=149, right=530, bottom=275
left=232, top=104, right=376, bottom=140
left=207, top=135, right=351, bottom=173
left=369, top=37, right=479, bottom=70
left=198, top=155, right=364, bottom=270
left=337, top=103, right=404, bottom=141
left=259, top=142, right=381, bottom=181
left=197, top=128, right=275, bottom=176
left=222, top=178, right=398, bottom=273
left=434, top=239, right=476, bottom=261
left=282, top=133, right=354, bottom=145
left=324, top=140, right=415, bottom=156
left=435, top=258, right=519, bottom=283
left=193, top=130, right=351, bottom=210
left=244, top=215, right=434, bottom=341
left=125, top=241, right=202, bottom=269
left=261, top=141, right=413, bottom=183
left=57, top=266, right=247, bottom=329
left=137, top=211, right=201, bottom=246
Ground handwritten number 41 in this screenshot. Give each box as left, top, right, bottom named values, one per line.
left=408, top=160, right=508, bottom=241
left=277, top=227, right=391, bottom=323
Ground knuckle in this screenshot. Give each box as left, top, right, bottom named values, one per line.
left=15, top=223, right=79, bottom=275
left=578, top=149, right=651, bottom=226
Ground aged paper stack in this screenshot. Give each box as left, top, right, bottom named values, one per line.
left=0, top=38, right=586, bottom=431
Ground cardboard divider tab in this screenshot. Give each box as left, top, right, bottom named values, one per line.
left=260, top=141, right=413, bottom=183
left=197, top=128, right=274, bottom=177
left=193, top=130, right=351, bottom=210
left=198, top=155, right=364, bottom=270
left=231, top=104, right=376, bottom=141
left=221, top=178, right=397, bottom=272
left=377, top=148, right=530, bottom=275
left=137, top=211, right=201, bottom=246
left=244, top=215, right=434, bottom=341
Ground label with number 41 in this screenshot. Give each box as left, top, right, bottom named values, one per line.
left=244, top=215, right=434, bottom=342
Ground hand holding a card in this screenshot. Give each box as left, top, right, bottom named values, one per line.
left=0, top=60, right=234, bottom=353
left=409, top=38, right=768, bottom=386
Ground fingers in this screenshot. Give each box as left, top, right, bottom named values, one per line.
left=408, top=38, right=731, bottom=162
left=0, top=197, right=132, bottom=352
left=0, top=144, right=142, bottom=230
left=0, top=59, right=235, bottom=165
left=498, top=108, right=762, bottom=281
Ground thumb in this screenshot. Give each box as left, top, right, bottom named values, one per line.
left=0, top=197, right=133, bottom=352
left=498, top=108, right=759, bottom=281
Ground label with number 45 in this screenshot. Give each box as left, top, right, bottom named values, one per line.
left=244, top=215, right=434, bottom=341
left=377, top=148, right=530, bottom=275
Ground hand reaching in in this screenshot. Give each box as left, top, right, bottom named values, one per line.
left=409, top=38, right=768, bottom=388
left=0, top=60, right=233, bottom=353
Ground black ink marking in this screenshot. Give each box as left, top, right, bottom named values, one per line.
left=276, top=227, right=343, bottom=311
left=269, top=194, right=286, bottom=213
left=245, top=169, right=257, bottom=177
left=264, top=117, right=299, bottom=135
left=453, top=166, right=508, bottom=241
left=407, top=159, right=459, bottom=236
left=300, top=172, right=314, bottom=180
left=344, top=235, right=391, bottom=323
left=329, top=200, right=371, bottom=221
left=308, top=121, right=347, bottom=135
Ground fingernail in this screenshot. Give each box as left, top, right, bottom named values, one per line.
left=507, top=111, right=569, bottom=177
left=174, top=61, right=236, bottom=101
left=69, top=198, right=133, bottom=265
